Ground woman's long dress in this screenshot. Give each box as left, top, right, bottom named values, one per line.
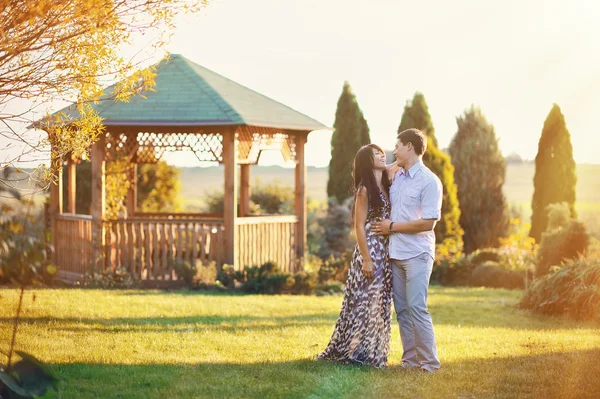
left=317, top=192, right=392, bottom=368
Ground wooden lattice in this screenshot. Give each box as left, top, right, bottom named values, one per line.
left=103, top=127, right=301, bottom=165
left=105, top=131, right=224, bottom=164
left=235, top=126, right=297, bottom=164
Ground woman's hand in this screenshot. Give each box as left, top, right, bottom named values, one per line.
left=362, top=259, right=375, bottom=280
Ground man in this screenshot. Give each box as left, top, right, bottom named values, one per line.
left=372, top=128, right=443, bottom=373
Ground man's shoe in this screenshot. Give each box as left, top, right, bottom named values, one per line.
left=419, top=367, right=438, bottom=373
left=396, top=362, right=418, bottom=370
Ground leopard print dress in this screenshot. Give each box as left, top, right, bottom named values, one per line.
left=317, top=191, right=392, bottom=368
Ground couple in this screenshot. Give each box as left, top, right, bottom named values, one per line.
left=317, top=128, right=443, bottom=372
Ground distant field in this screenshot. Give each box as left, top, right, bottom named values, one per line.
left=4, top=163, right=599, bottom=228
left=179, top=163, right=600, bottom=219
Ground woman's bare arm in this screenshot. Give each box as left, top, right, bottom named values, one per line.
left=355, top=187, right=374, bottom=279
left=386, top=161, right=400, bottom=182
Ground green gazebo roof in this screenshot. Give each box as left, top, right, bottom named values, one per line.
left=52, top=54, right=329, bottom=131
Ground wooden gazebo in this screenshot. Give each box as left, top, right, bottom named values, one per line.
left=44, top=54, right=328, bottom=283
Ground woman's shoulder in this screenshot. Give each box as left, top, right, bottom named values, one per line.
left=356, top=185, right=368, bottom=199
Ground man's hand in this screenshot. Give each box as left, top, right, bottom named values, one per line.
left=372, top=219, right=392, bottom=236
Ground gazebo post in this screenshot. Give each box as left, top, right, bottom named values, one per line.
left=239, top=164, right=251, bottom=216
left=49, top=140, right=63, bottom=264
left=90, top=134, right=106, bottom=273
left=223, top=128, right=238, bottom=266
left=126, top=164, right=137, bottom=217
left=67, top=155, right=76, bottom=214
left=294, top=132, right=308, bottom=269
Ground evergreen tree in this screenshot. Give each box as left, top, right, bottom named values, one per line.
left=530, top=104, right=577, bottom=242
left=398, top=92, right=438, bottom=148
left=397, top=93, right=463, bottom=249
left=449, top=106, right=509, bottom=253
left=358, top=110, right=371, bottom=146
left=422, top=140, right=463, bottom=248
left=327, top=81, right=368, bottom=203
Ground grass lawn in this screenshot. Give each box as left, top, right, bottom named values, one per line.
left=1, top=287, right=599, bottom=398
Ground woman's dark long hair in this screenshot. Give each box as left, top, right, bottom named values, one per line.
left=351, top=144, right=391, bottom=222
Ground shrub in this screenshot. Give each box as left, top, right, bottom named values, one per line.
left=250, top=179, right=294, bottom=215
left=433, top=220, right=536, bottom=289
left=469, top=248, right=503, bottom=267
left=240, top=261, right=293, bottom=294
left=470, top=261, right=526, bottom=289
left=537, top=220, right=589, bottom=276
left=317, top=199, right=354, bottom=259
left=306, top=199, right=327, bottom=255
left=317, top=251, right=352, bottom=283
left=173, top=260, right=218, bottom=289
left=431, top=257, right=473, bottom=286
left=203, top=180, right=294, bottom=215
left=291, top=271, right=318, bottom=295
left=217, top=264, right=245, bottom=289
left=315, top=281, right=345, bottom=296
left=0, top=202, right=54, bottom=286
left=83, top=267, right=138, bottom=289
left=303, top=253, right=324, bottom=272
left=520, top=256, right=600, bottom=320
left=263, top=273, right=295, bottom=295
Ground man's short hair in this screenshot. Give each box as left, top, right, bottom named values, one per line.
left=397, top=128, right=427, bottom=155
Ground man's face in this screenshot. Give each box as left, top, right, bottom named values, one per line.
left=393, top=138, right=410, bottom=165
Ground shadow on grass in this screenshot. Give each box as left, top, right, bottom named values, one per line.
left=0, top=314, right=341, bottom=333
left=2, top=311, right=597, bottom=334
left=44, top=349, right=600, bottom=399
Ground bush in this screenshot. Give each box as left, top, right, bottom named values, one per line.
left=317, top=199, right=354, bottom=259
left=240, top=261, right=294, bottom=294
left=520, top=256, right=600, bottom=320
left=0, top=202, right=54, bottom=286
left=173, top=260, right=218, bottom=289
left=217, top=264, right=245, bottom=289
left=250, top=179, right=294, bottom=215
left=470, top=261, right=526, bottom=289
left=83, top=267, right=138, bottom=289
left=537, top=220, right=589, bottom=276
left=291, top=270, right=318, bottom=295
left=469, top=248, right=503, bottom=267
left=317, top=251, right=352, bottom=283
left=315, top=281, right=345, bottom=296
left=306, top=199, right=327, bottom=256
left=203, top=180, right=294, bottom=215
left=431, top=257, right=473, bottom=286
left=432, top=220, right=536, bottom=289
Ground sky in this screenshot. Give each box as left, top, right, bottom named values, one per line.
left=3, top=0, right=600, bottom=168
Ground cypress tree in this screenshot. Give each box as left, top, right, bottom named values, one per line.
left=358, top=110, right=371, bottom=146
left=327, top=81, right=368, bottom=203
left=398, top=92, right=438, bottom=148
left=530, top=104, right=577, bottom=242
left=398, top=92, right=462, bottom=248
left=449, top=106, right=509, bottom=253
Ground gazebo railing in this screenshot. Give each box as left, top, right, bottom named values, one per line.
left=235, top=215, right=298, bottom=273
left=133, top=212, right=223, bottom=220
left=52, top=214, right=299, bottom=281
left=55, top=214, right=93, bottom=276
left=104, top=217, right=225, bottom=280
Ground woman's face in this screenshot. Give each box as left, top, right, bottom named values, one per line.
left=372, top=148, right=387, bottom=170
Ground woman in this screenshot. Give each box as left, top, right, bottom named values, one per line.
left=317, top=144, right=393, bottom=368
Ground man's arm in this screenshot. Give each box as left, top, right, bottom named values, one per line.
left=372, top=218, right=436, bottom=235
left=373, top=176, right=443, bottom=236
